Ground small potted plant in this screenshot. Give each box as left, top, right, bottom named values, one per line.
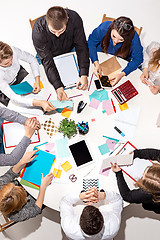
left=58, top=118, right=77, bottom=139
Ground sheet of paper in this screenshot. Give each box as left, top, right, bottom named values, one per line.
left=22, top=150, right=56, bottom=186
left=89, top=98, right=101, bottom=109
left=101, top=153, right=134, bottom=172
left=98, top=143, right=110, bottom=155
left=55, top=138, right=71, bottom=159
left=106, top=139, right=116, bottom=151
left=2, top=122, right=40, bottom=148
left=102, top=100, right=114, bottom=115
left=20, top=179, right=39, bottom=190
left=89, top=90, right=109, bottom=102
left=115, top=106, right=140, bottom=126
left=52, top=168, right=62, bottom=178
left=121, top=158, right=153, bottom=181
left=49, top=100, right=74, bottom=109
left=54, top=54, right=79, bottom=87
left=10, top=81, right=33, bottom=95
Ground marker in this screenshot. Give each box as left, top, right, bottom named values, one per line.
left=114, top=126, right=125, bottom=137
left=111, top=98, right=116, bottom=113
left=69, top=94, right=83, bottom=99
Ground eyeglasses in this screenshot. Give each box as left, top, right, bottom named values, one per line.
left=114, top=20, right=133, bottom=31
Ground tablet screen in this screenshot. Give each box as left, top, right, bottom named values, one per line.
left=69, top=140, right=93, bottom=167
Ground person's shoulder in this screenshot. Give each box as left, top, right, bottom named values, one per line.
left=33, top=15, right=46, bottom=33
left=66, top=9, right=82, bottom=19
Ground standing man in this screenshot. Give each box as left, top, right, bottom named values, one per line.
left=32, top=6, right=90, bottom=101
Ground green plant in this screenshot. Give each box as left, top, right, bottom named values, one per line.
left=58, top=118, right=77, bottom=139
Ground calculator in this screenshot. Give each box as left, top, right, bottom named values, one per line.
left=111, top=80, right=138, bottom=105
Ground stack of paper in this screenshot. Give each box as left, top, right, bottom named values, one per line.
left=89, top=90, right=109, bottom=109
left=49, top=100, right=74, bottom=118
left=10, top=81, right=33, bottom=95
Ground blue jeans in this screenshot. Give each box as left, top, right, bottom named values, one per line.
left=0, top=118, right=5, bottom=154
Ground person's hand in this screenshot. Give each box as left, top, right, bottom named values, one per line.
left=93, top=61, right=102, bottom=79
left=110, top=72, right=125, bottom=86
left=80, top=187, right=99, bottom=205
left=33, top=76, right=41, bottom=93
left=56, top=87, right=69, bottom=101
left=98, top=191, right=106, bottom=200
left=140, top=68, right=149, bottom=84
left=19, top=150, right=39, bottom=166
left=110, top=162, right=121, bottom=172
left=149, top=85, right=160, bottom=95
left=24, top=124, right=35, bottom=139
left=76, top=76, right=88, bottom=90
left=40, top=100, right=56, bottom=112
left=25, top=118, right=41, bottom=130
left=40, top=172, right=53, bottom=189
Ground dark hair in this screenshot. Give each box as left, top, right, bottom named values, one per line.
left=101, top=16, right=135, bottom=59
left=135, top=163, right=160, bottom=203
left=80, top=205, right=104, bottom=235
left=46, top=6, right=68, bottom=30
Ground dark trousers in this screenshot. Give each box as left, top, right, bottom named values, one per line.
left=0, top=65, right=29, bottom=106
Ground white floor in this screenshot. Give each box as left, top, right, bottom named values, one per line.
left=0, top=0, right=160, bottom=239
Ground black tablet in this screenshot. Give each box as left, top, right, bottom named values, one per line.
left=69, top=140, right=95, bottom=169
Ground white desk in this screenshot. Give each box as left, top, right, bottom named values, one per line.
left=5, top=52, right=160, bottom=211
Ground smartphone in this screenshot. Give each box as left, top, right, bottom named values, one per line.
left=144, top=78, right=154, bottom=86
left=100, top=76, right=112, bottom=87
left=94, top=79, right=103, bottom=91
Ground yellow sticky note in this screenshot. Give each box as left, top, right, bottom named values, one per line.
left=40, top=81, right=44, bottom=89
left=118, top=102, right=129, bottom=111
left=53, top=168, right=62, bottom=178
left=61, top=108, right=72, bottom=118
left=61, top=161, right=72, bottom=172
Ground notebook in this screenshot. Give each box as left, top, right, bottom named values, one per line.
left=100, top=56, right=122, bottom=79
left=83, top=179, right=99, bottom=192
left=111, top=80, right=138, bottom=104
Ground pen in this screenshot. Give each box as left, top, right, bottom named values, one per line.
left=109, top=142, right=121, bottom=156
left=103, top=136, right=120, bottom=142
left=69, top=94, right=83, bottom=99
left=43, top=94, right=52, bottom=115
left=111, top=98, right=116, bottom=113
left=114, top=126, right=125, bottom=137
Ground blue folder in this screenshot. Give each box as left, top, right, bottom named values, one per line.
left=10, top=81, right=33, bottom=95
left=22, top=149, right=55, bottom=186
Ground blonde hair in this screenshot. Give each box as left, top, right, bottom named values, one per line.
left=135, top=163, right=160, bottom=203
left=149, top=48, right=160, bottom=72
left=0, top=41, right=13, bottom=64
left=0, top=183, right=27, bottom=215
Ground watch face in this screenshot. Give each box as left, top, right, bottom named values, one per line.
left=100, top=76, right=112, bottom=87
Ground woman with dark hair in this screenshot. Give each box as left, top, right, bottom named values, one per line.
left=88, top=16, right=143, bottom=86
left=111, top=148, right=160, bottom=214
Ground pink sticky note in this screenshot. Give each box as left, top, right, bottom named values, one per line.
left=106, top=139, right=116, bottom=151
left=89, top=98, right=101, bottom=109
left=45, top=142, right=55, bottom=152
left=102, top=100, right=114, bottom=115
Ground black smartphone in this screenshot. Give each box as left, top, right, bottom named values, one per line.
left=94, top=79, right=103, bottom=91
left=100, top=76, right=112, bottom=87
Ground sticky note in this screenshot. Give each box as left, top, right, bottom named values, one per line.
left=61, top=108, right=72, bottom=118
left=102, top=110, right=106, bottom=113
left=98, top=143, right=110, bottom=155
left=118, top=102, right=129, bottom=111
left=102, top=100, right=114, bottom=115
left=106, top=139, right=116, bottom=151
left=91, top=118, right=95, bottom=122
left=61, top=161, right=72, bottom=172
left=40, top=81, right=44, bottom=89
left=89, top=98, right=101, bottom=109
left=53, top=168, right=62, bottom=178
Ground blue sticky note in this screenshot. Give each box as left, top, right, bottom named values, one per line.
left=98, top=143, right=110, bottom=155
left=89, top=90, right=109, bottom=102
left=49, top=100, right=73, bottom=109
left=22, top=150, right=55, bottom=186
left=55, top=138, right=71, bottom=158
left=10, top=81, right=33, bottom=95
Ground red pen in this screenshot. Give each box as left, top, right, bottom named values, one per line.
left=111, top=98, right=116, bottom=113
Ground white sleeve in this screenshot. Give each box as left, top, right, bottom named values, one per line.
left=13, top=46, right=40, bottom=77
left=142, top=41, right=160, bottom=69
left=60, top=193, right=80, bottom=237
left=0, top=79, right=33, bottom=106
